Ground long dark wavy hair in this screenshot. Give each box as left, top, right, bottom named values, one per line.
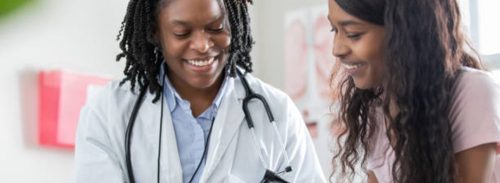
left=116, top=0, right=254, bottom=102
left=330, top=0, right=482, bottom=182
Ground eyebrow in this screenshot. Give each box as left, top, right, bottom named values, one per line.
left=171, top=14, right=224, bottom=27
left=327, top=16, right=363, bottom=27
left=172, top=20, right=190, bottom=27
left=339, top=20, right=362, bottom=27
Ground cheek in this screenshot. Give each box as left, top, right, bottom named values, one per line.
left=163, top=37, right=187, bottom=58
left=214, top=33, right=231, bottom=49
left=371, top=33, right=386, bottom=78
left=368, top=47, right=385, bottom=84
left=356, top=42, right=385, bottom=84
left=359, top=37, right=383, bottom=65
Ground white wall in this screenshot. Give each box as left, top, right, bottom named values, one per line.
left=0, top=0, right=126, bottom=182
left=250, top=0, right=334, bottom=177
left=251, top=0, right=327, bottom=88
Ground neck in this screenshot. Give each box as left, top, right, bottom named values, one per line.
left=169, top=74, right=225, bottom=117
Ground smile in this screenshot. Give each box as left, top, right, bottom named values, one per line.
left=187, top=57, right=215, bottom=67
left=341, top=62, right=366, bottom=76
left=342, top=63, right=363, bottom=69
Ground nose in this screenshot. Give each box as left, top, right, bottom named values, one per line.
left=190, top=31, right=214, bottom=53
left=332, top=36, right=349, bottom=58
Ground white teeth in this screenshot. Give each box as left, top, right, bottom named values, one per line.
left=187, top=57, right=215, bottom=67
left=343, top=63, right=362, bottom=70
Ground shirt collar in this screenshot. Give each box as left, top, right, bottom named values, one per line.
left=161, top=66, right=229, bottom=113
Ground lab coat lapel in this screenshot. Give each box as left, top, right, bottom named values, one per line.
left=202, top=78, right=245, bottom=180
left=138, top=92, right=183, bottom=183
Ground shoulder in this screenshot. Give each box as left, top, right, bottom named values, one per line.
left=237, top=73, right=305, bottom=130
left=450, top=67, right=500, bottom=152
left=452, top=67, right=500, bottom=113
left=240, top=73, right=293, bottom=105
left=84, top=80, right=137, bottom=112
left=456, top=67, right=499, bottom=92
left=79, top=80, right=139, bottom=132
left=236, top=74, right=300, bottom=121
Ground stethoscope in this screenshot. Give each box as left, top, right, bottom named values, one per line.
left=124, top=68, right=292, bottom=183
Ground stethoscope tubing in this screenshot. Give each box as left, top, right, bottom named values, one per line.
left=237, top=70, right=292, bottom=173
left=125, top=70, right=292, bottom=183
left=125, top=84, right=149, bottom=183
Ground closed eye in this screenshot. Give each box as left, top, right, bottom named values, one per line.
left=207, top=26, right=224, bottom=33
left=346, top=33, right=363, bottom=40
left=174, top=31, right=190, bottom=38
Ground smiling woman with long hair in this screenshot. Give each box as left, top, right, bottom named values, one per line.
left=327, top=0, right=500, bottom=182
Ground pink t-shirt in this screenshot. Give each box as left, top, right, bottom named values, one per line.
left=367, top=68, right=500, bottom=183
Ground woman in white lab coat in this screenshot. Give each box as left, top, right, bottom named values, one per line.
left=74, top=0, right=325, bottom=182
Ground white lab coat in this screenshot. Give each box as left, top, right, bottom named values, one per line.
left=75, top=73, right=326, bottom=183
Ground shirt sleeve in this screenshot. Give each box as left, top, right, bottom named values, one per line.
left=451, top=70, right=500, bottom=153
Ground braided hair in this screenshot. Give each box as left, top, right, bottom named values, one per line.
left=116, top=0, right=254, bottom=102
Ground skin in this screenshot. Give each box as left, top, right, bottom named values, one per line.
left=455, top=143, right=497, bottom=183
left=367, top=171, right=377, bottom=183
left=155, top=0, right=231, bottom=116
left=328, top=0, right=498, bottom=182
left=327, top=0, right=385, bottom=90
left=368, top=144, right=497, bottom=183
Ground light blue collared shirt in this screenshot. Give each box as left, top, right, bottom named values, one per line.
left=163, top=73, right=228, bottom=183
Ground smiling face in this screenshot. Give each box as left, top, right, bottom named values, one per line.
left=328, top=0, right=385, bottom=89
left=156, top=0, right=231, bottom=93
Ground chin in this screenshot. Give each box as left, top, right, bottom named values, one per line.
left=189, top=81, right=212, bottom=89
left=190, top=78, right=219, bottom=89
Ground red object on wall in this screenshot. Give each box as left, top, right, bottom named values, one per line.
left=38, top=70, right=110, bottom=148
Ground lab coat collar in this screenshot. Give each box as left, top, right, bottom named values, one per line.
left=139, top=89, right=183, bottom=183
left=201, top=76, right=246, bottom=181
left=135, top=74, right=246, bottom=183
